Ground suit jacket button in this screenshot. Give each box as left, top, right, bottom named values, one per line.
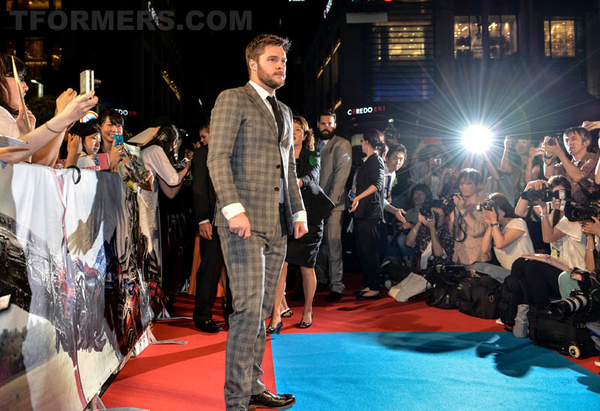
left=274, top=187, right=280, bottom=191
left=276, top=165, right=281, bottom=169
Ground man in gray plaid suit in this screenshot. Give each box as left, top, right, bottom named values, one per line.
left=207, top=34, right=308, bottom=411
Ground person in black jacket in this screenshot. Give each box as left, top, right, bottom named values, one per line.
left=191, top=126, right=226, bottom=333
left=267, top=116, right=335, bottom=331
left=350, top=129, right=386, bottom=300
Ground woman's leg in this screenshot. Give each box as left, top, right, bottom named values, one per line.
left=267, top=262, right=288, bottom=328
left=300, top=266, right=316, bottom=324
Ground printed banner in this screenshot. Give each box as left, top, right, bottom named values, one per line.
left=0, top=163, right=157, bottom=410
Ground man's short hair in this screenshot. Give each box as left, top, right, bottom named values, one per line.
left=245, top=34, right=291, bottom=76
left=389, top=144, right=407, bottom=158
left=563, top=126, right=595, bottom=152
left=319, top=109, right=336, bottom=123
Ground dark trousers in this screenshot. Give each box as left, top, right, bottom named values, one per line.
left=512, top=258, right=562, bottom=308
left=355, top=218, right=381, bottom=290
left=193, top=231, right=225, bottom=322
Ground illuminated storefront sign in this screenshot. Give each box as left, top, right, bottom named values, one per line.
left=347, top=105, right=386, bottom=115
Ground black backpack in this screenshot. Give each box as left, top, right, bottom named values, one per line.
left=457, top=274, right=501, bottom=319
left=425, top=265, right=468, bottom=310
left=497, top=273, right=527, bottom=327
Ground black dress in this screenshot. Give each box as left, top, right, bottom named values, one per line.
left=286, top=148, right=334, bottom=268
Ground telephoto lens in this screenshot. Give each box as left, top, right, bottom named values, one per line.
left=547, top=293, right=589, bottom=320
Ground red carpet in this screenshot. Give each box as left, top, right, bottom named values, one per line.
left=101, top=273, right=599, bottom=410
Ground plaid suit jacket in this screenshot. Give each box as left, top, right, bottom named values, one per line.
left=207, top=83, right=305, bottom=234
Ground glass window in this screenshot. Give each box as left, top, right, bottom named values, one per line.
left=25, top=38, right=45, bottom=62
left=488, top=15, right=517, bottom=59
left=544, top=18, right=580, bottom=58
left=454, top=15, right=517, bottom=59
left=454, top=16, right=482, bottom=59
left=373, top=21, right=430, bottom=63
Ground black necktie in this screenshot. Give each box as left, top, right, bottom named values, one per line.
left=266, top=96, right=283, bottom=142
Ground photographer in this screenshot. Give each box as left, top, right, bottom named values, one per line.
left=396, top=184, right=432, bottom=267
left=500, top=136, right=544, bottom=202
left=511, top=176, right=588, bottom=308
left=557, top=195, right=600, bottom=299
left=448, top=168, right=491, bottom=266
left=543, top=127, right=598, bottom=205
left=473, top=193, right=534, bottom=282
left=405, top=199, right=454, bottom=270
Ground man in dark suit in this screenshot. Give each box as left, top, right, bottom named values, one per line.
left=315, top=111, right=352, bottom=302
left=207, top=34, right=308, bottom=411
left=191, top=125, right=225, bottom=333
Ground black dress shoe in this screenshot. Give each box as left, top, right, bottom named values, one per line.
left=195, top=319, right=223, bottom=333
left=249, top=389, right=296, bottom=410
left=356, top=293, right=381, bottom=301
left=325, top=291, right=343, bottom=302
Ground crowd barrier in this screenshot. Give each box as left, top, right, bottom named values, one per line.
left=0, top=162, right=160, bottom=410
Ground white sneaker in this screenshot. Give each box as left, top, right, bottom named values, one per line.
left=495, top=318, right=505, bottom=326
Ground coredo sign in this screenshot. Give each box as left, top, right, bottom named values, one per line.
left=347, top=105, right=386, bottom=116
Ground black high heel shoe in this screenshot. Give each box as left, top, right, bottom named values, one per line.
left=299, top=312, right=312, bottom=329
left=266, top=321, right=283, bottom=334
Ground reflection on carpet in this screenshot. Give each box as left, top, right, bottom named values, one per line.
left=271, top=332, right=600, bottom=411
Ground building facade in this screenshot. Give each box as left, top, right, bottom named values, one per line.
left=303, top=0, right=600, bottom=142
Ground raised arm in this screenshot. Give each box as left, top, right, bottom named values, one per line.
left=0, top=91, right=97, bottom=164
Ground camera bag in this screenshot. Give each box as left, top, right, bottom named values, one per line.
left=527, top=306, right=599, bottom=358
left=457, top=274, right=501, bottom=319
left=497, top=273, right=528, bottom=327
left=425, top=266, right=468, bottom=310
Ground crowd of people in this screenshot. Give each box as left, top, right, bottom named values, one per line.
left=3, top=33, right=600, bottom=409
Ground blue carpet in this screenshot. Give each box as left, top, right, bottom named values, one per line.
left=270, top=332, right=600, bottom=411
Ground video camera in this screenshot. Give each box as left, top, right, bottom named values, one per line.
left=547, top=269, right=600, bottom=319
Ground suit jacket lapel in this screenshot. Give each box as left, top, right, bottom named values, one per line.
left=244, top=83, right=278, bottom=138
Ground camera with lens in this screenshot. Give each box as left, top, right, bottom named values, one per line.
left=547, top=270, right=600, bottom=319
left=564, top=202, right=600, bottom=222
left=547, top=137, right=557, bottom=146
left=521, top=187, right=570, bottom=203
left=476, top=200, right=496, bottom=212
left=442, top=190, right=460, bottom=215
left=420, top=203, right=434, bottom=221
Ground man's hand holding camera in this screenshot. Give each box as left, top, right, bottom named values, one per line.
left=543, top=135, right=563, bottom=161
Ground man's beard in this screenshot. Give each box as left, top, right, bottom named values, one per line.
left=257, top=63, right=285, bottom=90
left=318, top=128, right=335, bottom=140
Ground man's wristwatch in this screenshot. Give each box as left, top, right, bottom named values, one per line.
left=490, top=223, right=499, bottom=227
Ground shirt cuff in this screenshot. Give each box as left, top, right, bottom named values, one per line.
left=293, top=210, right=307, bottom=224
left=221, top=203, right=245, bottom=220
left=198, top=219, right=210, bottom=225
